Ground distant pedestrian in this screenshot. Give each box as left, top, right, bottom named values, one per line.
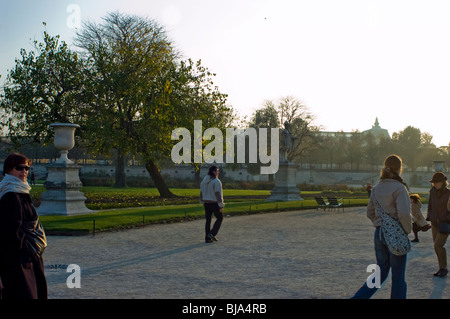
left=352, top=154, right=411, bottom=299
left=30, top=172, right=35, bottom=185
left=366, top=184, right=372, bottom=198
left=200, top=166, right=224, bottom=243
left=0, top=153, right=47, bottom=299
left=409, top=194, right=430, bottom=242
left=426, top=172, right=450, bottom=277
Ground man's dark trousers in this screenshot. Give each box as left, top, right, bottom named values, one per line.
left=204, top=203, right=223, bottom=239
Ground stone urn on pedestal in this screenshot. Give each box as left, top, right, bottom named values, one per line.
left=37, top=123, right=92, bottom=216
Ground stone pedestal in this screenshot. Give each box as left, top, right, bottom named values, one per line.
left=266, top=161, right=303, bottom=201
left=434, top=161, right=445, bottom=172
left=37, top=163, right=92, bottom=216
left=36, top=123, right=92, bottom=216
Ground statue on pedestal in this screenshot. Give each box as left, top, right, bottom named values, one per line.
left=280, top=121, right=293, bottom=162
left=267, top=121, right=302, bottom=201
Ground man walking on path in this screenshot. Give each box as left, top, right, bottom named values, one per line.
left=200, top=166, right=224, bottom=243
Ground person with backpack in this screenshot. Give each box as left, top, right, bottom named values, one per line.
left=352, top=154, right=411, bottom=299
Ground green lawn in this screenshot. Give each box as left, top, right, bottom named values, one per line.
left=31, top=186, right=271, bottom=197
left=30, top=184, right=430, bottom=234
left=37, top=189, right=369, bottom=234
left=31, top=186, right=274, bottom=210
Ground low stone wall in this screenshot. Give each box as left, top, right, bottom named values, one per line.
left=297, top=170, right=440, bottom=187
left=2, top=162, right=442, bottom=187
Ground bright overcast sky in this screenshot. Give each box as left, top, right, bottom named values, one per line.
left=1, top=0, right=450, bottom=147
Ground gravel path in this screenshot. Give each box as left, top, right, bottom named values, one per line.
left=43, top=205, right=448, bottom=299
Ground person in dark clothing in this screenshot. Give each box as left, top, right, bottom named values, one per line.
left=366, top=184, right=372, bottom=198
left=427, top=172, right=450, bottom=278
left=30, top=171, right=36, bottom=185
left=0, top=153, right=47, bottom=299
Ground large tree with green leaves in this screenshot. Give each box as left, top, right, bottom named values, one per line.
left=74, top=12, right=176, bottom=189
left=0, top=25, right=87, bottom=145
left=1, top=13, right=233, bottom=197
left=75, top=12, right=233, bottom=196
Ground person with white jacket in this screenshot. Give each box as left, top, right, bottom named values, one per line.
left=200, top=166, right=224, bottom=243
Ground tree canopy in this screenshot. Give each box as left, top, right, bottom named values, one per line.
left=1, top=13, right=234, bottom=197
left=0, top=26, right=87, bottom=145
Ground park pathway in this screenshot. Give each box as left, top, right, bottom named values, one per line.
left=43, top=206, right=448, bottom=299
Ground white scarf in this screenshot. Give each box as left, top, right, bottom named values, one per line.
left=0, top=173, right=31, bottom=200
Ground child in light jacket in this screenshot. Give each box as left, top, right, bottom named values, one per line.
left=410, top=194, right=431, bottom=242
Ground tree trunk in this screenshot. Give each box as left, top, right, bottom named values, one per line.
left=145, top=159, right=177, bottom=198
left=114, top=150, right=127, bottom=188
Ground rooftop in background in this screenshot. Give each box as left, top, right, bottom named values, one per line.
left=319, top=117, right=390, bottom=140
left=362, top=117, right=390, bottom=140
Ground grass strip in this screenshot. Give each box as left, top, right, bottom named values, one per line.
left=39, top=198, right=369, bottom=235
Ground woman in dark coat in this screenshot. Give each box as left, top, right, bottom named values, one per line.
left=0, top=153, right=47, bottom=299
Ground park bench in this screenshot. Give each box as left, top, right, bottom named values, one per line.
left=327, top=196, right=344, bottom=212
left=314, top=197, right=329, bottom=210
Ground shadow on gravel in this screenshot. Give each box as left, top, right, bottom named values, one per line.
left=81, top=243, right=208, bottom=276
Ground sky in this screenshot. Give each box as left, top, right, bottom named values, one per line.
left=1, top=0, right=450, bottom=147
